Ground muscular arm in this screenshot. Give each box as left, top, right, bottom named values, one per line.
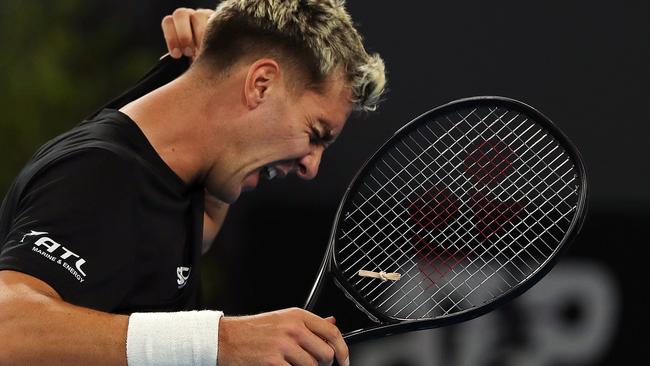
left=0, top=270, right=350, bottom=366
left=1, top=7, right=349, bottom=366
left=0, top=270, right=128, bottom=366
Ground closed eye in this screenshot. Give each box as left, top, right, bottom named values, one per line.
left=310, top=126, right=335, bottom=148
left=309, top=129, right=321, bottom=144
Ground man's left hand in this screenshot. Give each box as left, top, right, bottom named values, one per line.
left=161, top=8, right=214, bottom=60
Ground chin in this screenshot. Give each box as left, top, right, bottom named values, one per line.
left=206, top=172, right=257, bottom=204
left=220, top=194, right=238, bottom=204
left=222, top=187, right=241, bottom=204
left=205, top=184, right=239, bottom=204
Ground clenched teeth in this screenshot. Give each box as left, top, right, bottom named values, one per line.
left=262, top=166, right=278, bottom=180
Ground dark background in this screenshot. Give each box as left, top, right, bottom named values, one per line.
left=1, top=1, right=647, bottom=365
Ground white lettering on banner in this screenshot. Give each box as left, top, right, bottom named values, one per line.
left=27, top=230, right=88, bottom=282
left=351, top=260, right=619, bottom=366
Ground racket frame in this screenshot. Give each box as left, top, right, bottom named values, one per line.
left=305, top=96, right=588, bottom=343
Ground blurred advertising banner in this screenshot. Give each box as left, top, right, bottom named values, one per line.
left=351, top=260, right=619, bottom=366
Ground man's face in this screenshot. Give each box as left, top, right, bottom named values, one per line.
left=212, top=70, right=353, bottom=203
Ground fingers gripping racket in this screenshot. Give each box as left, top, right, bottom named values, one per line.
left=304, top=96, right=588, bottom=346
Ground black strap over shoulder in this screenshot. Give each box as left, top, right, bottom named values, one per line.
left=87, top=54, right=191, bottom=119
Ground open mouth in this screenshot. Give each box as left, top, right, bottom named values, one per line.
left=261, top=166, right=279, bottom=180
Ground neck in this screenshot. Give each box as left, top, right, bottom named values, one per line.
left=119, top=68, right=240, bottom=185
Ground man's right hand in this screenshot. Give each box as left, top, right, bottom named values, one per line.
left=218, top=308, right=349, bottom=366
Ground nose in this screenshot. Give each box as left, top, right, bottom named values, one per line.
left=296, top=148, right=323, bottom=180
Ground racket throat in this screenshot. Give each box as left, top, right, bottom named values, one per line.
left=332, top=277, right=381, bottom=324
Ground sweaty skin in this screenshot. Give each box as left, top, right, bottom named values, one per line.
left=0, top=7, right=351, bottom=366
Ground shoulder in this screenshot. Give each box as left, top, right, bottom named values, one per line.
left=15, top=148, right=139, bottom=211
left=56, top=148, right=136, bottom=174
left=29, top=147, right=138, bottom=186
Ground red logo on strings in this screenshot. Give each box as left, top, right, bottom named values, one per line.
left=463, top=139, right=515, bottom=184
left=408, top=138, right=527, bottom=288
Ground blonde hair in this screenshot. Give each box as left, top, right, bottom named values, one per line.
left=197, top=0, right=386, bottom=112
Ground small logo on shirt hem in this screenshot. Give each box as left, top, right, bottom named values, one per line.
left=177, top=266, right=191, bottom=289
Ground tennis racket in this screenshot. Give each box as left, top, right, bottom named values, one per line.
left=99, top=57, right=588, bottom=349
left=304, top=96, right=588, bottom=347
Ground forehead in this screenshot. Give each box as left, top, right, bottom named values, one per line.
left=305, top=73, right=353, bottom=129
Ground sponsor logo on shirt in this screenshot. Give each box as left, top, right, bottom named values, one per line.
left=177, top=266, right=191, bottom=289
left=22, top=230, right=87, bottom=283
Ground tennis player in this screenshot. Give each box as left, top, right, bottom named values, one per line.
left=0, top=1, right=386, bottom=365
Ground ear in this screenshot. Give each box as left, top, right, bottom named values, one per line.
left=243, top=58, right=281, bottom=109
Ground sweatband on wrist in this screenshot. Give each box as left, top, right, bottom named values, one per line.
left=126, top=310, right=224, bottom=366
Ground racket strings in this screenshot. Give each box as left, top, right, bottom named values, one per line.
left=344, top=110, right=572, bottom=270
left=339, top=108, right=497, bottom=227
left=336, top=122, right=540, bottom=284
left=380, top=134, right=572, bottom=312
left=344, top=139, right=568, bottom=284
left=338, top=109, right=507, bottom=261
left=339, top=110, right=527, bottom=249
left=336, top=106, right=580, bottom=320
left=384, top=134, right=572, bottom=314
left=340, top=111, right=562, bottom=272
left=341, top=108, right=572, bottom=248
left=348, top=160, right=576, bottom=317
left=360, top=167, right=568, bottom=318
left=396, top=189, right=577, bottom=319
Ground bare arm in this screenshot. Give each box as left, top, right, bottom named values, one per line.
left=2, top=7, right=348, bottom=366
left=0, top=10, right=215, bottom=365
left=219, top=309, right=350, bottom=366
left=0, top=271, right=349, bottom=366
left=0, top=270, right=128, bottom=366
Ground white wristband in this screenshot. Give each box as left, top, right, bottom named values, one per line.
left=126, top=310, right=224, bottom=366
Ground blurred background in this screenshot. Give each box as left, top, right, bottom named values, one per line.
left=1, top=0, right=647, bottom=365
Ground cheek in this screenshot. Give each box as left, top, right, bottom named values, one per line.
left=284, top=135, right=312, bottom=157
left=274, top=124, right=309, bottom=147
